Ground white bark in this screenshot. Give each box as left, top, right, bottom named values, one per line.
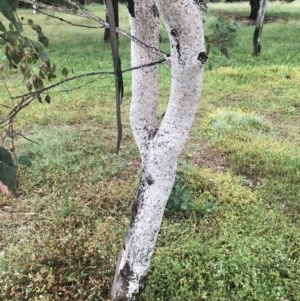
left=129, top=0, right=160, bottom=152
left=111, top=0, right=206, bottom=300
left=253, top=0, right=267, bottom=55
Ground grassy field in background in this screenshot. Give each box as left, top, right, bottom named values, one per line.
left=0, top=1, right=300, bottom=300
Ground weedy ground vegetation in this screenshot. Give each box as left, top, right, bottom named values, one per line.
left=0, top=1, right=300, bottom=300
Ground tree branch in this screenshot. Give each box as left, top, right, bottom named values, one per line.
left=2, top=59, right=167, bottom=125
left=36, top=8, right=104, bottom=29
left=18, top=0, right=168, bottom=59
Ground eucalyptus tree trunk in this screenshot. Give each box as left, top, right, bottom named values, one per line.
left=249, top=0, right=260, bottom=20
left=253, top=0, right=267, bottom=55
left=110, top=0, right=206, bottom=300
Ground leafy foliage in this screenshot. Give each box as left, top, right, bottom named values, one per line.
left=0, top=0, right=55, bottom=93
left=0, top=0, right=21, bottom=31
left=0, top=147, right=17, bottom=193
left=0, top=147, right=32, bottom=193
left=166, top=164, right=219, bottom=217
left=205, top=17, right=241, bottom=61
left=166, top=169, right=192, bottom=214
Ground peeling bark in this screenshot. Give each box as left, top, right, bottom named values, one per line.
left=253, top=0, right=267, bottom=56
left=111, top=0, right=205, bottom=300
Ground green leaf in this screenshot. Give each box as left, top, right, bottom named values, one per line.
left=18, top=154, right=32, bottom=167
left=0, top=146, right=14, bottom=166
left=8, top=23, right=14, bottom=32
left=0, top=21, right=6, bottom=32
left=45, top=95, right=51, bottom=104
left=180, top=203, right=188, bottom=211
left=32, top=75, right=44, bottom=91
left=39, top=35, right=49, bottom=47
left=181, top=188, right=191, bottom=201
left=0, top=0, right=21, bottom=32
left=31, top=24, right=42, bottom=33
left=219, top=45, right=230, bottom=59
left=62, top=67, right=69, bottom=78
left=0, top=162, right=18, bottom=194
left=20, top=61, right=31, bottom=79
left=30, top=40, right=51, bottom=67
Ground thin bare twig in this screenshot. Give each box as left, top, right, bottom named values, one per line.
left=11, top=59, right=167, bottom=101
left=18, top=0, right=169, bottom=59
left=2, top=59, right=167, bottom=125
left=36, top=9, right=104, bottom=29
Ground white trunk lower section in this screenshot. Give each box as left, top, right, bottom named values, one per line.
left=111, top=1, right=205, bottom=300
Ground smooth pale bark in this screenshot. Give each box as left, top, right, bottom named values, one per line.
left=111, top=0, right=205, bottom=300
left=253, top=0, right=267, bottom=55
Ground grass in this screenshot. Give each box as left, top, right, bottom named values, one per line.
left=1, top=1, right=300, bottom=300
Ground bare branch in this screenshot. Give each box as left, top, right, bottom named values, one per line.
left=2, top=59, right=167, bottom=125
left=11, top=59, right=167, bottom=101
left=18, top=0, right=169, bottom=59
left=36, top=9, right=104, bottom=29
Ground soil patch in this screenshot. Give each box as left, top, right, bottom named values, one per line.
left=190, top=140, right=228, bottom=172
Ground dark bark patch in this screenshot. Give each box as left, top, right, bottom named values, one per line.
left=253, top=26, right=262, bottom=56
left=146, top=174, right=154, bottom=185
left=170, top=28, right=178, bottom=38
left=194, top=0, right=207, bottom=11
left=249, top=0, right=260, bottom=20
left=152, top=4, right=159, bottom=18
left=127, top=0, right=135, bottom=18
left=147, top=127, right=158, bottom=140
left=129, top=174, right=146, bottom=227
left=121, top=261, right=134, bottom=278
left=170, top=28, right=181, bottom=61
left=118, top=263, right=145, bottom=300
left=197, top=51, right=208, bottom=64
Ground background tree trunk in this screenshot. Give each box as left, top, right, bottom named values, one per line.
left=104, top=0, right=119, bottom=41
left=249, top=0, right=260, bottom=20
left=253, top=0, right=267, bottom=55
left=110, top=0, right=206, bottom=300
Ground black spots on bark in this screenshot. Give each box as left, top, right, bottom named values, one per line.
left=127, top=0, right=135, bottom=18
left=194, top=0, right=207, bottom=11
left=170, top=28, right=181, bottom=61
left=119, top=261, right=146, bottom=300
left=120, top=261, right=134, bottom=278
left=129, top=169, right=154, bottom=228
left=147, top=127, right=158, bottom=140
left=170, top=28, right=178, bottom=38
left=138, top=275, right=147, bottom=296
left=152, top=4, right=159, bottom=18
left=197, top=51, right=208, bottom=64
left=146, top=174, right=154, bottom=185
left=129, top=174, right=146, bottom=227
left=130, top=198, right=139, bottom=228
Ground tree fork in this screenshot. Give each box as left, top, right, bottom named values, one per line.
left=111, top=0, right=205, bottom=300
